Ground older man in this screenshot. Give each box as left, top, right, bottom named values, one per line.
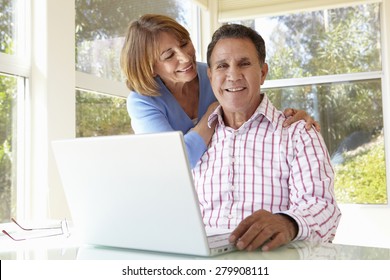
left=192, top=24, right=341, bottom=252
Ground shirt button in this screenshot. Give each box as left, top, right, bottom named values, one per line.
left=230, top=185, right=235, bottom=191
left=227, top=214, right=233, bottom=219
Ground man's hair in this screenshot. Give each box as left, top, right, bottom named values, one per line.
left=207, top=24, right=266, bottom=67
left=120, top=14, right=191, bottom=96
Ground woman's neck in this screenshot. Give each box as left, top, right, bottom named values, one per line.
left=168, top=77, right=200, bottom=119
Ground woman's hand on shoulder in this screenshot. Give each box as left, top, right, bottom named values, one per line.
left=283, top=108, right=321, bottom=132
left=207, top=101, right=220, bottom=114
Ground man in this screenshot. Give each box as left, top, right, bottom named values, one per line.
left=192, top=24, right=341, bottom=252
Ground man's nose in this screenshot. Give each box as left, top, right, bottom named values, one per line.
left=227, top=66, right=242, bottom=81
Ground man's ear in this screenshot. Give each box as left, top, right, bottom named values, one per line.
left=260, top=63, right=268, bottom=85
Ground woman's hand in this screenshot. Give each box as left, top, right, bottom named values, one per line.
left=192, top=101, right=220, bottom=146
left=283, top=108, right=321, bottom=132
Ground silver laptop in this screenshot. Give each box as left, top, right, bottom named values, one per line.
left=52, top=131, right=235, bottom=256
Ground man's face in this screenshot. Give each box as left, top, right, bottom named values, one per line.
left=207, top=37, right=268, bottom=120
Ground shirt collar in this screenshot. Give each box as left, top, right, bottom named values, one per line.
left=207, top=93, right=280, bottom=132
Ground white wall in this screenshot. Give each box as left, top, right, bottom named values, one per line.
left=333, top=205, right=390, bottom=248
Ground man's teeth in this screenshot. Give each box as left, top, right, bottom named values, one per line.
left=227, top=87, right=245, bottom=92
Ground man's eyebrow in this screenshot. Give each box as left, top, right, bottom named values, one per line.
left=214, top=57, right=250, bottom=64
left=239, top=57, right=251, bottom=62
left=214, top=58, right=226, bottom=65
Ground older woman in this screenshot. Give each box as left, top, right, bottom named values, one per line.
left=120, top=14, right=318, bottom=168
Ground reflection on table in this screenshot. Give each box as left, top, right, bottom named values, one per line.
left=76, top=241, right=390, bottom=260
left=1, top=233, right=390, bottom=260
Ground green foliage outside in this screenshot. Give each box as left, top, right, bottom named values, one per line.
left=76, top=90, right=133, bottom=137
left=1, top=0, right=16, bottom=223
left=334, top=134, right=387, bottom=204
left=0, top=75, right=17, bottom=223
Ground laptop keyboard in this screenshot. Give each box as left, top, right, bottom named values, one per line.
left=207, top=233, right=232, bottom=249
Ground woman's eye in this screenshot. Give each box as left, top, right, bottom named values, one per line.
left=180, top=40, right=189, bottom=48
left=162, top=52, right=174, bottom=60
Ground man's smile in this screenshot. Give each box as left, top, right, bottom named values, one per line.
left=225, top=87, right=246, bottom=92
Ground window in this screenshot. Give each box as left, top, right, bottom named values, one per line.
left=0, top=74, right=18, bottom=223
left=0, top=0, right=27, bottom=223
left=75, top=0, right=198, bottom=136
left=76, top=90, right=132, bottom=137
left=75, top=0, right=195, bottom=81
left=231, top=3, right=387, bottom=204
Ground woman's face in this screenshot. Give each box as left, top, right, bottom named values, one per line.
left=153, top=32, right=197, bottom=85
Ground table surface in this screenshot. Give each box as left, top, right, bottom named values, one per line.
left=1, top=233, right=390, bottom=260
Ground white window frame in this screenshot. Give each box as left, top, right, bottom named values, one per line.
left=27, top=0, right=75, bottom=221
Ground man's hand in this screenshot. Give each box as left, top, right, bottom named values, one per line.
left=229, top=210, right=298, bottom=252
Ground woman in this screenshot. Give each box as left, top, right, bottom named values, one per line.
left=120, top=14, right=319, bottom=168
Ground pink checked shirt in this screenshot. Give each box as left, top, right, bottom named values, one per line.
left=192, top=94, right=341, bottom=242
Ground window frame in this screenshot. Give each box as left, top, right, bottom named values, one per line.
left=27, top=0, right=75, bottom=221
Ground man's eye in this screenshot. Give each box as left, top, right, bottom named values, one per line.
left=241, top=61, right=251, bottom=66
left=216, top=64, right=227, bottom=69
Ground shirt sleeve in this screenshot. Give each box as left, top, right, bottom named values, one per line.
left=127, top=93, right=207, bottom=169
left=279, top=124, right=342, bottom=243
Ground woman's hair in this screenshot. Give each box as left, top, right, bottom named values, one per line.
left=120, top=14, right=191, bottom=96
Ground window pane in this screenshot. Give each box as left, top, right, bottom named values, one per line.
left=0, top=0, right=16, bottom=55
left=265, top=79, right=387, bottom=204
left=75, top=0, right=194, bottom=81
left=234, top=3, right=381, bottom=79
left=76, top=90, right=133, bottom=137
left=0, top=73, right=18, bottom=223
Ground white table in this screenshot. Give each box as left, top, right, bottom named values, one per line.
left=1, top=233, right=389, bottom=260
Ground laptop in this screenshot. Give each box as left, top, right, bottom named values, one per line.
left=52, top=131, right=236, bottom=256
